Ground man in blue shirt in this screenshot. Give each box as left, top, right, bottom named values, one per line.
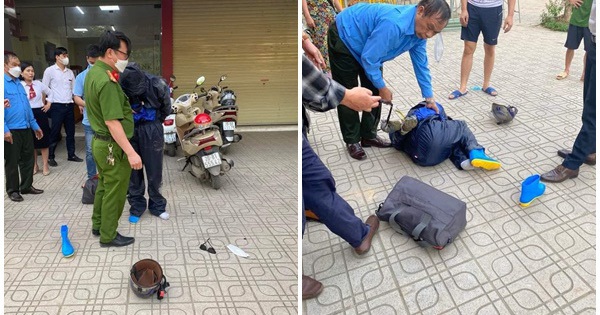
left=328, top=0, right=450, bottom=160
left=4, top=51, right=45, bottom=202
left=73, top=44, right=101, bottom=180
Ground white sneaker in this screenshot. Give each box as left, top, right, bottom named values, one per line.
left=159, top=212, right=170, bottom=220
left=460, top=159, right=475, bottom=171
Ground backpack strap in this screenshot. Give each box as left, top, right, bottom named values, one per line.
left=411, top=213, right=432, bottom=247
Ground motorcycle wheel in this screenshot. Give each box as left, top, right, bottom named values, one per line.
left=165, top=143, right=176, bottom=157
left=210, top=174, right=222, bottom=190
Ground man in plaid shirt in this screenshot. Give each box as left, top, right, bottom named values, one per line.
left=302, top=53, right=381, bottom=299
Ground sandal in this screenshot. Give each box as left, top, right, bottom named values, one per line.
left=448, top=90, right=468, bottom=100
left=483, top=86, right=498, bottom=96
left=556, top=71, right=569, bottom=80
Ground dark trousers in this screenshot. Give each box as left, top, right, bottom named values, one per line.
left=563, top=38, right=596, bottom=170
left=5, top=129, right=34, bottom=194
left=390, top=119, right=483, bottom=169
left=328, top=21, right=382, bottom=144
left=128, top=121, right=167, bottom=216
left=302, top=134, right=369, bottom=248
left=48, top=102, right=76, bottom=159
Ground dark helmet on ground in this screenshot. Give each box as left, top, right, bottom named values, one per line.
left=491, top=103, right=518, bottom=124
left=130, top=259, right=169, bottom=299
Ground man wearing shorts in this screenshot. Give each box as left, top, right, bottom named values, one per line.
left=449, top=0, right=515, bottom=99
left=556, top=0, right=593, bottom=81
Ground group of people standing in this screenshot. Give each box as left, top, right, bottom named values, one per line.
left=301, top=0, right=595, bottom=300
left=4, top=30, right=171, bottom=248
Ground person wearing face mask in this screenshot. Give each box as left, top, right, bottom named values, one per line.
left=73, top=44, right=101, bottom=181
left=20, top=62, right=52, bottom=176
left=83, top=31, right=142, bottom=248
left=4, top=51, right=45, bottom=202
left=42, top=47, right=82, bottom=167
left=327, top=0, right=450, bottom=161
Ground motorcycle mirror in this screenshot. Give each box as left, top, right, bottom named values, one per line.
left=220, top=75, right=227, bottom=82
left=194, top=76, right=206, bottom=90
left=170, top=75, right=176, bottom=82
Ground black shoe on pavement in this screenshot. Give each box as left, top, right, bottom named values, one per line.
left=48, top=159, right=58, bottom=167
left=8, top=192, right=24, bottom=202
left=100, top=233, right=135, bottom=247
left=68, top=155, right=83, bottom=162
left=92, top=229, right=100, bottom=237
left=21, top=187, right=44, bottom=194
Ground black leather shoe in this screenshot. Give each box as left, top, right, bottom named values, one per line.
left=48, top=159, right=58, bottom=167
left=8, top=192, right=23, bottom=202
left=361, top=136, right=391, bottom=148
left=100, top=233, right=135, bottom=247
left=347, top=143, right=367, bottom=160
left=21, top=187, right=43, bottom=194
left=92, top=229, right=100, bottom=237
left=68, top=155, right=83, bottom=162
left=557, top=149, right=596, bottom=165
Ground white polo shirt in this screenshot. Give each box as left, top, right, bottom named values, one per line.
left=42, top=64, right=75, bottom=104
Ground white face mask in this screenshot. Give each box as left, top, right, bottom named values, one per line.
left=8, top=66, right=21, bottom=78
left=115, top=58, right=129, bottom=73
left=60, top=57, right=69, bottom=66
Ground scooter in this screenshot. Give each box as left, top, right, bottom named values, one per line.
left=173, top=76, right=234, bottom=189
left=163, top=74, right=178, bottom=157
left=196, top=75, right=242, bottom=153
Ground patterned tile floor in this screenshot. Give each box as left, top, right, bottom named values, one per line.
left=4, top=131, right=298, bottom=314
left=302, top=5, right=596, bottom=315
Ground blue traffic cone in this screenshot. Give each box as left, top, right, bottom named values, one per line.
left=519, top=174, right=546, bottom=207
left=469, top=148, right=501, bottom=170
left=61, top=225, right=75, bottom=258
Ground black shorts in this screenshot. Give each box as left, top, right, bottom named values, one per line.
left=564, top=24, right=592, bottom=51
left=460, top=3, right=503, bottom=45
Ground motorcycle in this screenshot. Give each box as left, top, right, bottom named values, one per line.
left=163, top=74, right=178, bottom=157
left=196, top=75, right=242, bottom=153
left=172, top=76, right=234, bottom=189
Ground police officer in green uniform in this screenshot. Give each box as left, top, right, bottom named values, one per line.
left=84, top=31, right=142, bottom=247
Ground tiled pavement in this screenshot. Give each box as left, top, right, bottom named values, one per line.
left=4, top=130, right=298, bottom=314
left=303, top=4, right=596, bottom=315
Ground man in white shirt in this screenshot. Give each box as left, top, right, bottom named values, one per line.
left=42, top=47, right=82, bottom=166
left=541, top=0, right=596, bottom=182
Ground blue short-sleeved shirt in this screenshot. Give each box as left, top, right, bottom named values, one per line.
left=4, top=73, right=40, bottom=133
left=74, top=64, right=92, bottom=126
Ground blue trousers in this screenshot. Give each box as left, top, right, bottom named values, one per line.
left=302, top=134, right=368, bottom=248
left=563, top=39, right=596, bottom=170
left=48, top=103, right=76, bottom=159
left=83, top=124, right=97, bottom=179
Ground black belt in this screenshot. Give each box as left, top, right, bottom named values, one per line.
left=52, top=102, right=74, bottom=105
left=94, top=133, right=114, bottom=142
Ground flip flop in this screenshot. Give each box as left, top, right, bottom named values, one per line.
left=483, top=86, right=498, bottom=96
left=556, top=71, right=569, bottom=80
left=448, top=90, right=468, bottom=100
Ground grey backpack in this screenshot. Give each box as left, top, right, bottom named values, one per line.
left=376, top=176, right=467, bottom=249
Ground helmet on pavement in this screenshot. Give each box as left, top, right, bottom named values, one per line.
left=491, top=103, right=518, bottom=125
left=130, top=259, right=169, bottom=299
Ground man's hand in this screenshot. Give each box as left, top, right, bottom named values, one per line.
left=42, top=102, right=51, bottom=113
left=78, top=105, right=84, bottom=115
left=35, top=129, right=43, bottom=140
left=4, top=132, right=13, bottom=144
left=425, top=98, right=439, bottom=114
left=379, top=87, right=393, bottom=102
left=503, top=15, right=514, bottom=33
left=460, top=10, right=469, bottom=27
left=306, top=16, right=316, bottom=29
left=127, top=151, right=143, bottom=170
left=569, top=0, right=583, bottom=7
left=302, top=35, right=326, bottom=70
left=4, top=99, right=10, bottom=108
left=342, top=87, right=381, bottom=112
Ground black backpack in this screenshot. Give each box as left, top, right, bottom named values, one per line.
left=82, top=175, right=98, bottom=204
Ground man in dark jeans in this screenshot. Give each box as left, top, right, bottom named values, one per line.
left=43, top=47, right=83, bottom=166
left=541, top=2, right=596, bottom=182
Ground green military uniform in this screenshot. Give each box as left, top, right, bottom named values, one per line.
left=84, top=60, right=134, bottom=244
left=571, top=0, right=593, bottom=27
